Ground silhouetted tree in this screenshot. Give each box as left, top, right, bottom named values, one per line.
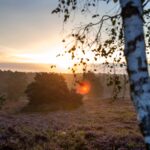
left=25, top=73, right=83, bottom=111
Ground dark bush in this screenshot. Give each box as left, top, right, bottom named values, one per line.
left=24, top=73, right=83, bottom=112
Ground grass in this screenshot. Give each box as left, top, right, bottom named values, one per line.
left=0, top=98, right=146, bottom=150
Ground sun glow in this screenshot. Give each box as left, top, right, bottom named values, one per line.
left=15, top=53, right=75, bottom=71
left=76, top=81, right=91, bottom=95
left=14, top=45, right=106, bottom=72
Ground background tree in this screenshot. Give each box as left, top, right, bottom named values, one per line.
left=0, top=70, right=28, bottom=101
left=5, top=72, right=28, bottom=101
left=25, top=73, right=83, bottom=112
left=52, top=0, right=150, bottom=147
left=83, top=72, right=103, bottom=97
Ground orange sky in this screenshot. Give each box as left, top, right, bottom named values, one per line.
left=0, top=0, right=122, bottom=72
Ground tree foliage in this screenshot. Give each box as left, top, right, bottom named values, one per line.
left=25, top=73, right=83, bottom=112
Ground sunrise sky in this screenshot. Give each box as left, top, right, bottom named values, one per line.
left=0, top=0, right=119, bottom=72
left=0, top=1, right=62, bottom=64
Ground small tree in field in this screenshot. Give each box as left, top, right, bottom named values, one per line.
left=25, top=73, right=83, bottom=111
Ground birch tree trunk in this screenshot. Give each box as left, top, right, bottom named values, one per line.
left=119, top=0, right=150, bottom=148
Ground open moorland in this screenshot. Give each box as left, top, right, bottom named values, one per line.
left=0, top=97, right=146, bottom=150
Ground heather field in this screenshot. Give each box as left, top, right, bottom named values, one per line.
left=0, top=98, right=146, bottom=150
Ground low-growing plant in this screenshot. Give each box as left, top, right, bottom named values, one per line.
left=0, top=94, right=6, bottom=109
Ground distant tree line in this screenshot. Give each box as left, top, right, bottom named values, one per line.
left=0, top=70, right=33, bottom=101
left=0, top=70, right=34, bottom=109
left=0, top=70, right=129, bottom=111
left=82, top=71, right=129, bottom=99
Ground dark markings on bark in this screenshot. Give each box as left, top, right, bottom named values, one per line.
left=137, top=57, right=148, bottom=72
left=140, top=67, right=148, bottom=72
left=127, top=68, right=137, bottom=75
left=146, top=144, right=150, bottom=150
left=130, top=77, right=149, bottom=96
left=125, top=34, right=144, bottom=56
left=138, top=57, right=142, bottom=68
left=145, top=60, right=148, bottom=66
left=140, top=106, right=150, bottom=142
left=121, top=1, right=143, bottom=20
left=131, top=84, right=144, bottom=96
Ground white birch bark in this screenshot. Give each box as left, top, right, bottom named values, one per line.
left=119, top=0, right=150, bottom=148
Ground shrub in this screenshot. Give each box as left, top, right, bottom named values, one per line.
left=24, top=73, right=83, bottom=112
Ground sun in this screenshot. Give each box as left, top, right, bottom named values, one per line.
left=55, top=56, right=74, bottom=70
left=15, top=52, right=75, bottom=71
left=76, top=81, right=91, bottom=95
